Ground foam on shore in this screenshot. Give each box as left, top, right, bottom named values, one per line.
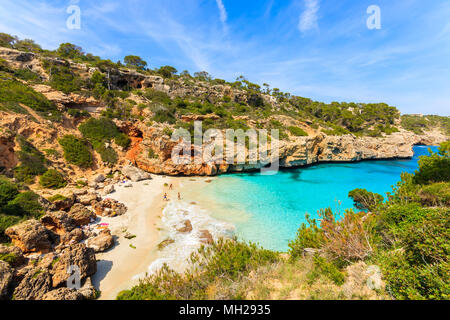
left=135, top=200, right=235, bottom=278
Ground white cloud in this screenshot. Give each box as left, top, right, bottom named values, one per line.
left=298, top=0, right=320, bottom=33
left=215, top=0, right=228, bottom=33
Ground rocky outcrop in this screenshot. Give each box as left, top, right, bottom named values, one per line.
left=13, top=268, right=52, bottom=300
left=199, top=230, right=214, bottom=245
left=68, top=204, right=96, bottom=226
left=121, top=164, right=152, bottom=182
left=127, top=124, right=448, bottom=176
left=0, top=245, right=26, bottom=268
left=0, top=130, right=17, bottom=173
left=86, top=229, right=114, bottom=253
left=78, top=192, right=100, bottom=206
left=51, top=244, right=97, bottom=288
left=60, top=228, right=85, bottom=245
left=177, top=220, right=193, bottom=233
left=0, top=261, right=13, bottom=300
left=342, top=262, right=386, bottom=300
left=42, top=287, right=84, bottom=300
left=40, top=211, right=76, bottom=235
left=92, top=199, right=127, bottom=217
left=5, top=220, right=52, bottom=254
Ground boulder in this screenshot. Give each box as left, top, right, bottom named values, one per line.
left=78, top=192, right=99, bottom=206
left=49, top=194, right=75, bottom=211
left=60, top=228, right=85, bottom=245
left=5, top=220, right=52, bottom=254
left=68, top=204, right=96, bottom=226
left=94, top=174, right=106, bottom=183
left=40, top=211, right=76, bottom=235
left=0, top=261, right=13, bottom=300
left=42, top=287, right=84, bottom=300
left=78, top=277, right=97, bottom=300
left=101, top=184, right=115, bottom=196
left=87, top=229, right=114, bottom=253
left=92, top=199, right=127, bottom=217
left=177, top=220, right=193, bottom=233
left=51, top=243, right=97, bottom=288
left=0, top=245, right=26, bottom=268
left=122, top=165, right=152, bottom=182
left=199, top=230, right=213, bottom=245
left=13, top=268, right=52, bottom=300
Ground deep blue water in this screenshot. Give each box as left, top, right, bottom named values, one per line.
left=198, top=146, right=438, bottom=251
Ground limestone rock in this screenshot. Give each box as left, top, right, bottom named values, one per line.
left=122, top=164, right=152, bottom=182
left=51, top=243, right=97, bottom=288
left=5, top=220, right=52, bottom=254
left=92, top=199, right=127, bottom=217
left=87, top=229, right=114, bottom=253
left=0, top=245, right=26, bottom=268
left=342, top=262, right=386, bottom=300
left=60, top=228, right=85, bottom=245
left=13, top=268, right=52, bottom=300
left=42, top=287, right=84, bottom=300
left=101, top=184, right=115, bottom=196
left=78, top=192, right=99, bottom=206
left=49, top=194, right=75, bottom=211
left=199, top=230, right=213, bottom=245
left=40, top=211, right=76, bottom=235
left=0, top=261, right=13, bottom=300
left=94, top=174, right=106, bottom=183
left=68, top=204, right=96, bottom=226
left=78, top=277, right=97, bottom=300
left=177, top=220, right=193, bottom=233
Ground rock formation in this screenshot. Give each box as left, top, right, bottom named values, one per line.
left=5, top=220, right=52, bottom=254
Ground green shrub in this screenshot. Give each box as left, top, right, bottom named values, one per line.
left=0, top=79, right=60, bottom=121
left=79, top=117, right=120, bottom=146
left=288, top=126, right=308, bottom=137
left=313, top=256, right=345, bottom=286
left=13, top=68, right=41, bottom=82
left=0, top=178, right=19, bottom=208
left=59, top=135, right=93, bottom=168
left=14, top=135, right=47, bottom=183
left=67, top=108, right=90, bottom=118
left=96, top=144, right=118, bottom=164
left=348, top=188, right=384, bottom=211
left=0, top=214, right=22, bottom=240
left=39, top=169, right=67, bottom=189
left=288, top=214, right=324, bottom=260
left=413, top=146, right=450, bottom=184
left=117, top=239, right=279, bottom=300
left=47, top=194, right=68, bottom=202
left=148, top=148, right=158, bottom=159
left=2, top=191, right=44, bottom=219
left=115, top=133, right=131, bottom=149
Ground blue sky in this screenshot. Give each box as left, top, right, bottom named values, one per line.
left=0, top=0, right=449, bottom=115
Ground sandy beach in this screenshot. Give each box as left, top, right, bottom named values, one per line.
left=91, top=175, right=176, bottom=300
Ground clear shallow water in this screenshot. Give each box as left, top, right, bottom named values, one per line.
left=192, top=146, right=438, bottom=252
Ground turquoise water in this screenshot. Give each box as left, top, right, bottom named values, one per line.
left=197, top=146, right=438, bottom=252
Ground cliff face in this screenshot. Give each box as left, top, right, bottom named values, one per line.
left=125, top=124, right=447, bottom=176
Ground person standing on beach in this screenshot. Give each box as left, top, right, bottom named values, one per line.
left=178, top=192, right=181, bottom=200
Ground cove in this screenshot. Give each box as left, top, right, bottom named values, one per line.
left=190, top=145, right=438, bottom=252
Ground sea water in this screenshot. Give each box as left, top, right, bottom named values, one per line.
left=185, top=145, right=438, bottom=252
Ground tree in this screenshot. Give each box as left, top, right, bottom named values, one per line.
left=57, top=43, right=84, bottom=59
left=194, top=71, right=212, bottom=81
left=157, top=66, right=178, bottom=78
left=124, top=55, right=147, bottom=70
left=348, top=188, right=384, bottom=211
left=14, top=39, right=42, bottom=53
left=0, top=33, right=16, bottom=48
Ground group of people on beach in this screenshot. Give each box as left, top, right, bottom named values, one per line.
left=163, top=183, right=181, bottom=202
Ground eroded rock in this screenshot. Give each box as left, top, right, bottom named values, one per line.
left=40, top=211, right=76, bottom=235
left=68, top=204, right=96, bottom=226
left=13, top=268, right=52, bottom=300
left=122, top=164, right=152, bottom=182
left=87, top=229, right=114, bottom=253
left=5, top=220, right=52, bottom=254
left=42, top=287, right=84, bottom=300
left=0, top=261, right=13, bottom=300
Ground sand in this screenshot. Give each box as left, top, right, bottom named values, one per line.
left=91, top=175, right=178, bottom=300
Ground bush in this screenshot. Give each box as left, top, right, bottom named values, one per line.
left=39, top=169, right=67, bottom=189
left=0, top=214, right=22, bottom=241
left=413, top=146, right=450, bottom=184
left=348, top=188, right=384, bottom=211
left=288, top=214, right=324, bottom=260
left=96, top=144, right=118, bottom=164
left=14, top=135, right=47, bottom=183
left=0, top=79, right=60, bottom=121
left=0, top=178, right=19, bottom=208
left=148, top=148, right=158, bottom=159
left=288, top=126, right=308, bottom=137
left=313, top=256, right=345, bottom=286
left=115, top=133, right=131, bottom=149
left=59, top=135, right=92, bottom=168
left=2, top=191, right=44, bottom=218
left=117, top=239, right=279, bottom=300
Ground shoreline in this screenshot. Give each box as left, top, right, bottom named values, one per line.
left=92, top=175, right=173, bottom=300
